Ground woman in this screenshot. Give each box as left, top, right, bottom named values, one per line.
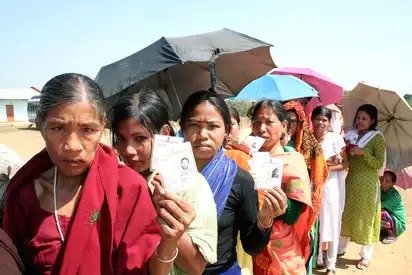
left=2, top=73, right=194, bottom=274
left=110, top=89, right=218, bottom=274
left=380, top=170, right=406, bottom=244
left=311, top=107, right=348, bottom=275
left=283, top=101, right=328, bottom=273
left=249, top=100, right=313, bottom=275
left=339, top=104, right=386, bottom=270
left=180, top=91, right=287, bottom=274
left=224, top=106, right=252, bottom=156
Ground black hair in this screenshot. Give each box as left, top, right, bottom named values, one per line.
left=311, top=106, right=332, bottom=121
left=38, top=73, right=106, bottom=129
left=180, top=90, right=231, bottom=134
left=109, top=89, right=174, bottom=137
left=250, top=100, right=288, bottom=123
left=354, top=104, right=378, bottom=130
left=228, top=106, right=240, bottom=124
left=384, top=170, right=397, bottom=183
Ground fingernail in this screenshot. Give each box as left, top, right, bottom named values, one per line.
left=159, top=187, right=166, bottom=195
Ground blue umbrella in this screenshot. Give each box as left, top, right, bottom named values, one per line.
left=234, top=74, right=318, bottom=101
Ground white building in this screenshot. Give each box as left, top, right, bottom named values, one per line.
left=0, top=88, right=40, bottom=122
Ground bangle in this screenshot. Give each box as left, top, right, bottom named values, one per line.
left=155, top=245, right=179, bottom=263
left=257, top=213, right=273, bottom=229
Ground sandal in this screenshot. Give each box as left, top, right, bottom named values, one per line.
left=382, top=236, right=397, bottom=244
left=326, top=269, right=336, bottom=275
left=356, top=258, right=370, bottom=270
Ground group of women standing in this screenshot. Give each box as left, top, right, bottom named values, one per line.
left=0, top=72, right=386, bottom=275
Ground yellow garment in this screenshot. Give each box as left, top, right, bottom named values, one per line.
left=150, top=173, right=218, bottom=275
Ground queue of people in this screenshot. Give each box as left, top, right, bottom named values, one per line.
left=0, top=73, right=407, bottom=275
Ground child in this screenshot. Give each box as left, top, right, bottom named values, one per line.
left=380, top=170, right=407, bottom=244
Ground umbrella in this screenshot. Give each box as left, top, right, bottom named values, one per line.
left=270, top=67, right=343, bottom=105
left=395, top=166, right=412, bottom=190
left=233, top=74, right=318, bottom=101
left=95, top=28, right=276, bottom=119
left=341, top=82, right=412, bottom=171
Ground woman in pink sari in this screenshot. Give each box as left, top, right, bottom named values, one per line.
left=2, top=73, right=194, bottom=274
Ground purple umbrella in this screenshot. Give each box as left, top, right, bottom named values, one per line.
left=270, top=67, right=343, bottom=105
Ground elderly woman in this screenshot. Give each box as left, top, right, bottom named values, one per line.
left=179, top=91, right=287, bottom=274
left=2, top=73, right=194, bottom=274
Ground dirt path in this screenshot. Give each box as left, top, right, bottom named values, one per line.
left=1, top=124, right=411, bottom=274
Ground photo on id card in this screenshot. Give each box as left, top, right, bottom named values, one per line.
left=157, top=142, right=198, bottom=193
left=254, top=157, right=284, bottom=190
left=150, top=134, right=184, bottom=172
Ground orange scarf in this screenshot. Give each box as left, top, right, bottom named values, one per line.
left=283, top=101, right=328, bottom=227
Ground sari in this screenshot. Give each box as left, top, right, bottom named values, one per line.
left=283, top=101, right=328, bottom=227
left=201, top=148, right=239, bottom=274
left=381, top=187, right=406, bottom=237
left=283, top=101, right=328, bottom=273
left=3, top=144, right=161, bottom=274
left=226, top=149, right=313, bottom=275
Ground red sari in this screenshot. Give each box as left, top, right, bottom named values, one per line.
left=2, top=144, right=161, bottom=275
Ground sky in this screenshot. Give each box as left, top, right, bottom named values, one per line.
left=1, top=0, right=411, bottom=94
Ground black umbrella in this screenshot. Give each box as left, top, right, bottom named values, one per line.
left=95, top=28, right=276, bottom=119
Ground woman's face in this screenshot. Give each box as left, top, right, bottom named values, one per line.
left=355, top=110, right=374, bottom=132
left=182, top=102, right=227, bottom=163
left=42, top=101, right=103, bottom=177
left=380, top=172, right=395, bottom=192
left=287, top=110, right=298, bottom=138
left=251, top=107, right=286, bottom=152
left=230, top=117, right=240, bottom=140
left=114, top=117, right=153, bottom=173
left=312, top=114, right=330, bottom=133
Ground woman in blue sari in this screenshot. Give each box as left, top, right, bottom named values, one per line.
left=179, top=90, right=288, bottom=274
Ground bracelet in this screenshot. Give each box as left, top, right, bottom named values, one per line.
left=155, top=245, right=179, bottom=263
left=257, top=213, right=273, bottom=229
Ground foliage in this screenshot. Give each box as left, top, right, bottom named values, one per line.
left=225, top=99, right=254, bottom=117
left=404, top=94, right=412, bottom=107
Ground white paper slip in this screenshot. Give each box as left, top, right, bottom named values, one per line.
left=243, top=136, right=265, bottom=153
left=253, top=157, right=284, bottom=190
left=157, top=142, right=198, bottom=193
left=150, top=134, right=184, bottom=172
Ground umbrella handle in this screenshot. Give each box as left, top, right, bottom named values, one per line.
left=209, top=48, right=220, bottom=92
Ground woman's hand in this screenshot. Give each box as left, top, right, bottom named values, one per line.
left=151, top=175, right=196, bottom=242
left=258, top=187, right=287, bottom=229
left=349, top=145, right=365, bottom=156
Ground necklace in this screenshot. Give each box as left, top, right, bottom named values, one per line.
left=53, top=167, right=65, bottom=242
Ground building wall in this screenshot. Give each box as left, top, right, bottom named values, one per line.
left=0, top=99, right=29, bottom=122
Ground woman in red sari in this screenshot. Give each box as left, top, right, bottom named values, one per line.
left=2, top=73, right=194, bottom=274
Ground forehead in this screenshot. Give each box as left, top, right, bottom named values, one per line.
left=46, top=101, right=101, bottom=122
left=116, top=117, right=151, bottom=135
left=189, top=102, right=224, bottom=121
left=356, top=110, right=371, bottom=118
left=255, top=107, right=278, bottom=118
left=314, top=114, right=329, bottom=120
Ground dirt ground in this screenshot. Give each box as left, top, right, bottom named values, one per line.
left=1, top=122, right=411, bottom=274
